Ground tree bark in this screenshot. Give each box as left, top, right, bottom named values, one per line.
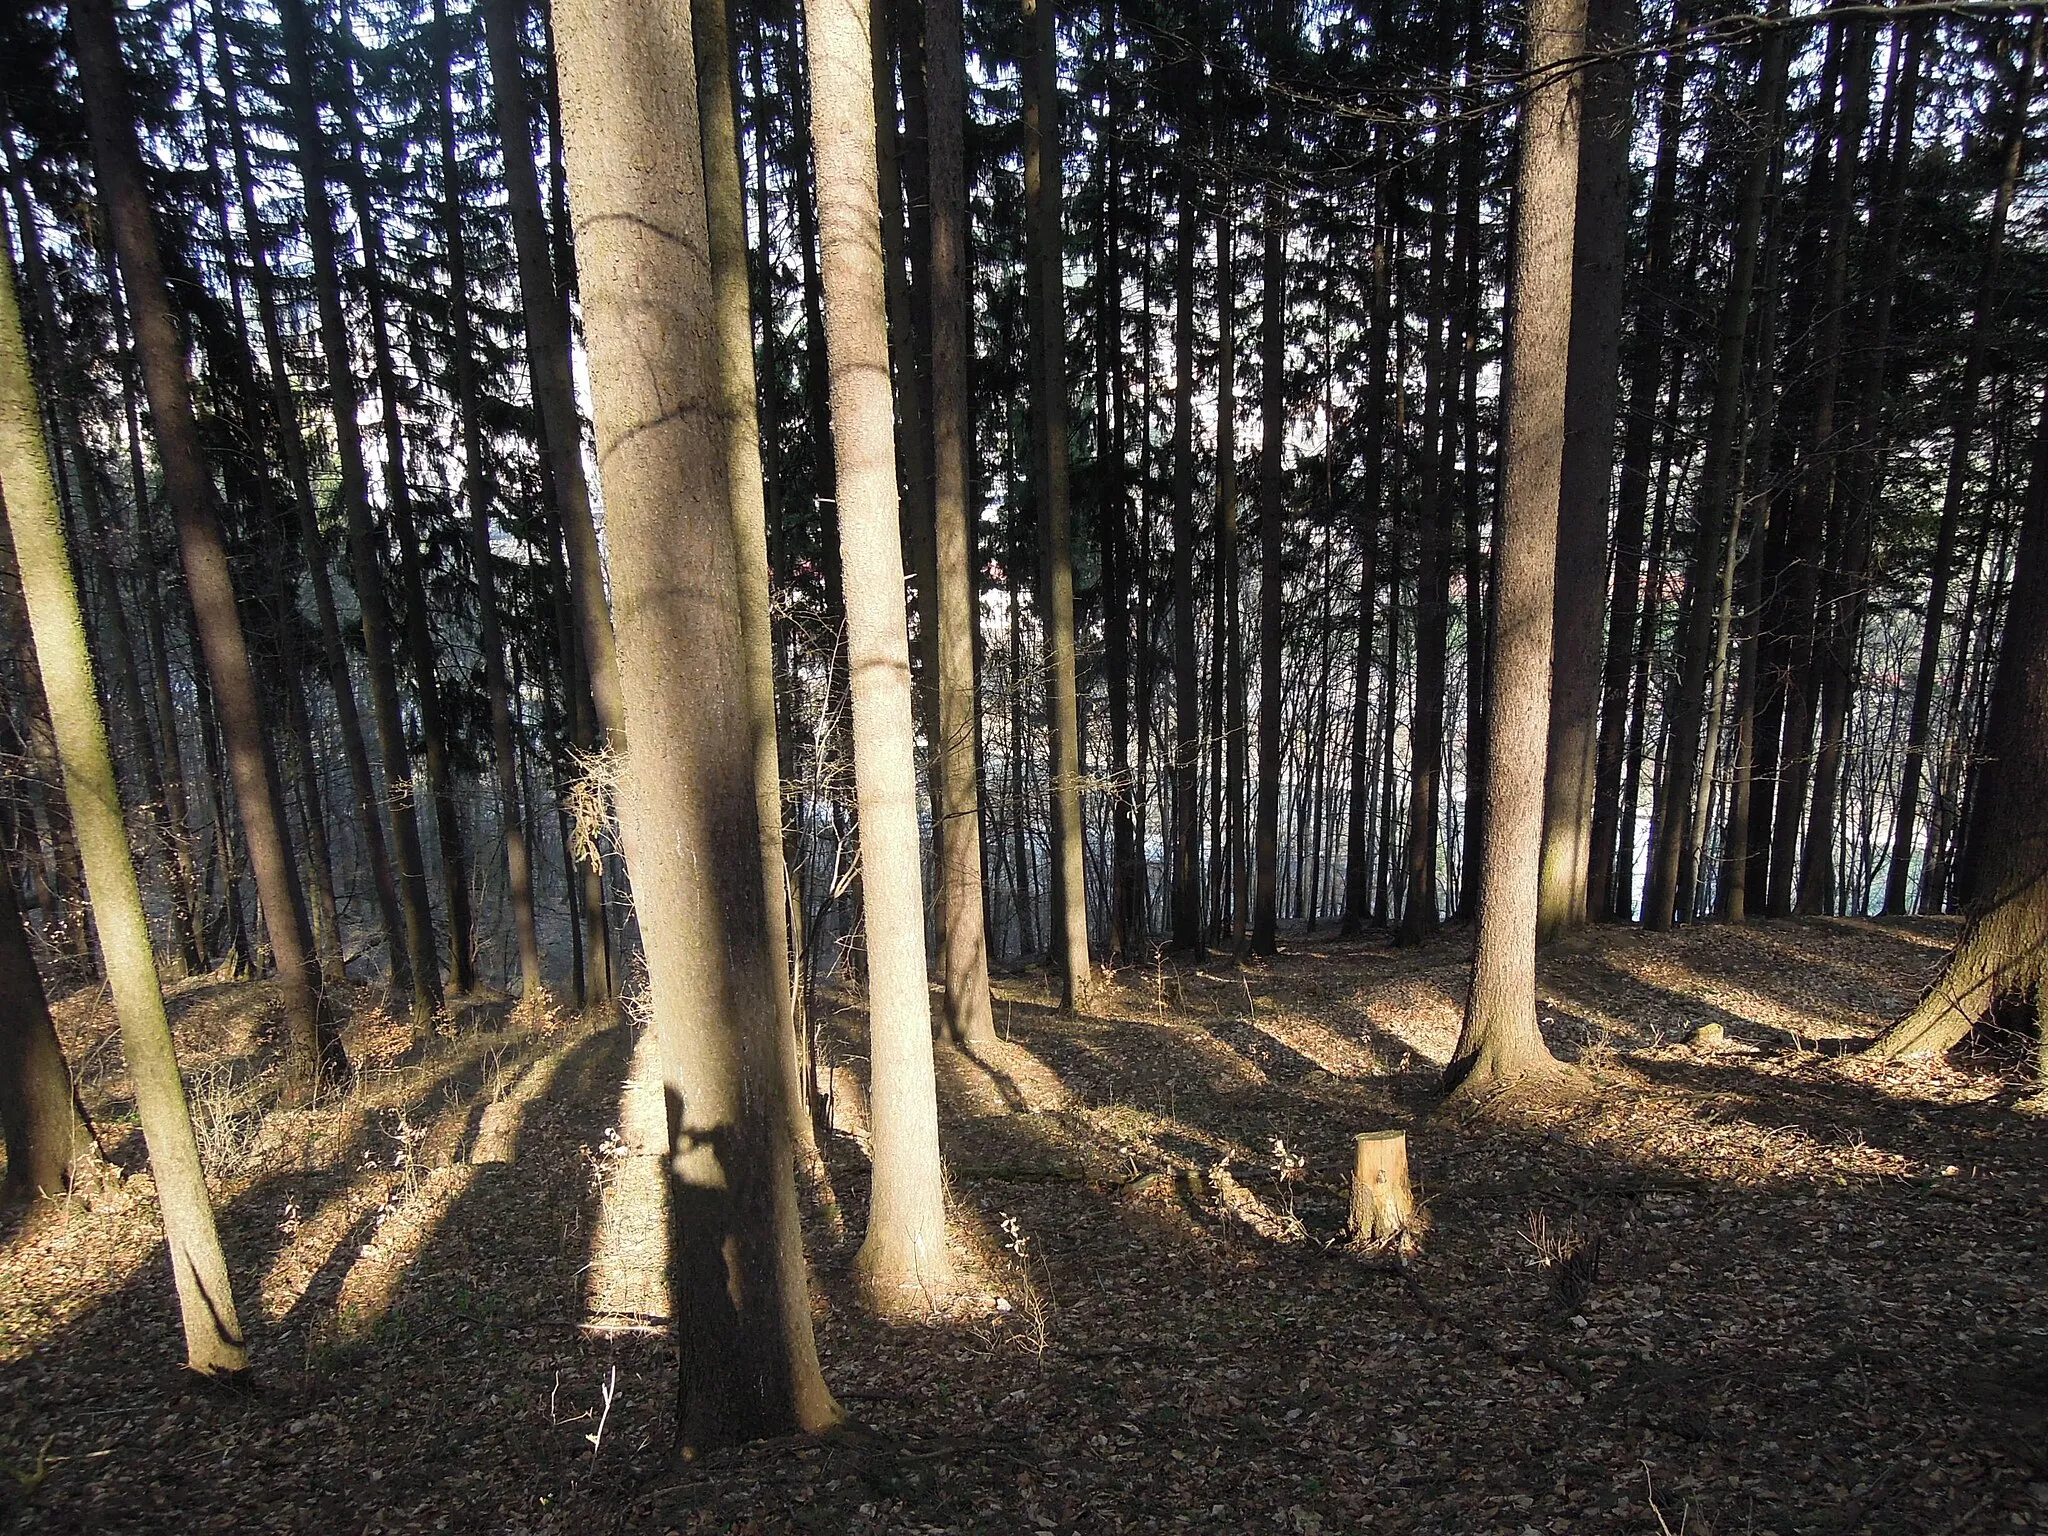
left=694, top=0, right=818, bottom=1158
left=277, top=0, right=443, bottom=1024
left=923, top=0, right=997, bottom=1040
left=1, top=229, right=246, bottom=1370
left=1871, top=382, right=2048, bottom=1061
left=75, top=0, right=337, bottom=1100
left=435, top=0, right=544, bottom=999
left=480, top=0, right=626, bottom=750
left=552, top=0, right=842, bottom=1447
left=1585, top=8, right=1686, bottom=921
left=806, top=0, right=954, bottom=1301
left=1536, top=0, right=1633, bottom=942
left=1168, top=106, right=1205, bottom=956
left=1022, top=0, right=1092, bottom=1003
left=1445, top=0, right=1583, bottom=1101
left=1252, top=55, right=1290, bottom=957
left=1884, top=14, right=2040, bottom=916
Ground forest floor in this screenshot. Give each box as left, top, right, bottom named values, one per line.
left=3, top=914, right=2045, bottom=1535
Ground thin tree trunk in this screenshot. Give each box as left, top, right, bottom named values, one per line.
left=480, top=0, right=626, bottom=749
left=1884, top=14, right=2040, bottom=915
left=1, top=229, right=246, bottom=1370
left=1022, top=0, right=1092, bottom=1002
left=436, top=0, right=543, bottom=999
left=1586, top=10, right=1687, bottom=921
left=278, top=0, right=442, bottom=1024
left=551, top=0, right=841, bottom=1447
left=1252, top=43, right=1291, bottom=956
left=1168, top=119, right=1204, bottom=956
left=76, top=0, right=336, bottom=1099
left=1342, top=162, right=1389, bottom=939
left=924, top=0, right=996, bottom=1038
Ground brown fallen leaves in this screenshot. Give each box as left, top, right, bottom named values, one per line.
left=3, top=916, right=2046, bottom=1534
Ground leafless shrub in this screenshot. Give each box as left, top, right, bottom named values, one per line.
left=1524, top=1211, right=1603, bottom=1311
left=187, top=1062, right=263, bottom=1182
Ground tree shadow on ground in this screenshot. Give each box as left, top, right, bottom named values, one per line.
left=7, top=921, right=2046, bottom=1535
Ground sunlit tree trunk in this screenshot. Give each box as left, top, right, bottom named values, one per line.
left=552, top=0, right=841, bottom=1449
left=1168, top=95, right=1204, bottom=957
left=1251, top=58, right=1290, bottom=957
left=807, top=0, right=954, bottom=1302
left=1, top=230, right=246, bottom=1371
left=1446, top=0, right=1583, bottom=1101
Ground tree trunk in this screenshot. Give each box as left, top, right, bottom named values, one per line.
left=1536, top=0, right=1633, bottom=942
left=1585, top=9, right=1687, bottom=922
left=209, top=2, right=409, bottom=997
left=278, top=0, right=443, bottom=1025
left=1342, top=162, right=1390, bottom=939
left=1884, top=14, right=2040, bottom=916
left=1252, top=70, right=1291, bottom=957
left=1022, top=0, right=1092, bottom=1003
left=480, top=0, right=626, bottom=750
left=924, top=0, right=996, bottom=1038
left=75, top=0, right=336, bottom=1101
left=1871, top=382, right=2048, bottom=1061
left=336, top=55, right=477, bottom=995
left=694, top=0, right=818, bottom=1158
left=1, top=228, right=246, bottom=1370
left=0, top=792, right=93, bottom=1202
left=551, top=0, right=842, bottom=1448
left=437, top=0, right=544, bottom=999
left=1445, top=0, right=1582, bottom=1101
left=806, top=0, right=954, bottom=1302
left=1168, top=121, right=1204, bottom=956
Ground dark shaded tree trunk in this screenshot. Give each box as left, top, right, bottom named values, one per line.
left=75, top=0, right=337, bottom=1101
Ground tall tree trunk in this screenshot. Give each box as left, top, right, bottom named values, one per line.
left=1767, top=16, right=1876, bottom=918
left=1396, top=156, right=1450, bottom=948
left=1643, top=16, right=1790, bottom=930
left=1342, top=160, right=1390, bottom=939
left=75, top=0, right=337, bottom=1100
left=807, top=0, right=953, bottom=1302
left=1, top=229, right=246, bottom=1370
left=924, top=0, right=997, bottom=1038
left=1871, top=381, right=2048, bottom=1060
left=480, top=0, right=626, bottom=750
left=209, top=3, right=409, bottom=997
left=277, top=0, right=442, bottom=1024
left=1585, top=8, right=1687, bottom=921
left=694, top=0, right=818, bottom=1157
left=1537, top=0, right=1633, bottom=941
left=1884, top=14, right=2040, bottom=915
left=1251, top=38, right=1291, bottom=957
left=551, top=0, right=841, bottom=1448
left=335, top=47, right=477, bottom=994
left=1446, top=0, right=1582, bottom=1100
left=1022, top=0, right=1092, bottom=1002
left=435, top=0, right=543, bottom=999
left=1168, top=115, right=1204, bottom=956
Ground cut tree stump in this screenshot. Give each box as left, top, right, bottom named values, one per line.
left=1348, top=1130, right=1415, bottom=1246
